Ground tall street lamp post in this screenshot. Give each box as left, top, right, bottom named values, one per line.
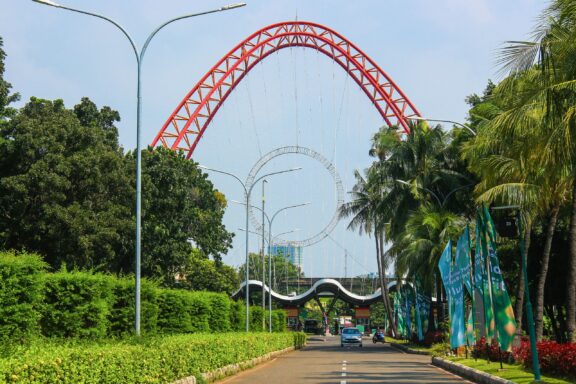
left=233, top=200, right=309, bottom=331
left=199, top=166, right=301, bottom=331
left=32, top=0, right=246, bottom=336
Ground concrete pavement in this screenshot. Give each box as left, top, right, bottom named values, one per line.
left=218, top=335, right=470, bottom=383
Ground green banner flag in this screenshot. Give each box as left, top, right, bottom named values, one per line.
left=476, top=212, right=494, bottom=341
left=466, top=308, right=475, bottom=345
left=456, top=227, right=473, bottom=297
left=482, top=206, right=517, bottom=352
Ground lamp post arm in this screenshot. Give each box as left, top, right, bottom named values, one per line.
left=441, top=183, right=475, bottom=207
left=396, top=179, right=442, bottom=207
left=199, top=167, right=248, bottom=195
left=140, top=9, right=229, bottom=62
left=231, top=200, right=270, bottom=225
left=270, top=203, right=310, bottom=226
left=37, top=3, right=139, bottom=62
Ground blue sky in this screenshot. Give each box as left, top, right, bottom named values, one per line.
left=1, top=0, right=544, bottom=282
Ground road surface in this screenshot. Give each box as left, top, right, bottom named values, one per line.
left=218, top=335, right=469, bottom=383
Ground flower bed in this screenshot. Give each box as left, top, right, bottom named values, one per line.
left=513, top=339, right=576, bottom=379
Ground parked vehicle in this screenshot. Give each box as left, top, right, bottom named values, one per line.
left=340, top=327, right=363, bottom=347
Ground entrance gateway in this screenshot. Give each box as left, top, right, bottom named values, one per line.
left=232, top=279, right=401, bottom=333
left=151, top=21, right=421, bottom=333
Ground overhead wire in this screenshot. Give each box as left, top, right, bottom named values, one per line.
left=243, top=70, right=262, bottom=158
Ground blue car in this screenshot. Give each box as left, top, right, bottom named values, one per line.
left=340, top=327, right=363, bottom=347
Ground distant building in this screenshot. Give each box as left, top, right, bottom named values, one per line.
left=271, top=243, right=303, bottom=268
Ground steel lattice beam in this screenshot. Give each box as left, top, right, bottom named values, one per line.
left=151, top=21, right=421, bottom=158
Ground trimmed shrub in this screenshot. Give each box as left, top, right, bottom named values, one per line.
left=0, top=332, right=303, bottom=383
left=157, top=289, right=194, bottom=333
left=229, top=300, right=245, bottom=331
left=249, top=306, right=265, bottom=331
left=40, top=271, right=113, bottom=338
left=188, top=292, right=211, bottom=333
left=108, top=277, right=159, bottom=336
left=272, top=310, right=287, bottom=332
left=205, top=292, right=231, bottom=332
left=0, top=252, right=46, bottom=346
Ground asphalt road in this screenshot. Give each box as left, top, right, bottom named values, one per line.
left=218, top=335, right=470, bottom=383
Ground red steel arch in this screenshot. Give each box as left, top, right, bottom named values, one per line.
left=152, top=21, right=421, bottom=159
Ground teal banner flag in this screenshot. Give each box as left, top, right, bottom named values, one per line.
left=438, top=240, right=452, bottom=292
left=456, top=227, right=473, bottom=297
left=449, top=254, right=466, bottom=349
left=481, top=206, right=517, bottom=352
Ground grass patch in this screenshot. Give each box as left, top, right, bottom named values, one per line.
left=448, top=358, right=573, bottom=384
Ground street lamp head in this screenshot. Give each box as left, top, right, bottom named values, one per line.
left=32, top=0, right=61, bottom=6
left=221, top=3, right=246, bottom=10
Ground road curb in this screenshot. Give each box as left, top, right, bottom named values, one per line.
left=390, top=342, right=431, bottom=356
left=432, top=356, right=515, bottom=384
left=171, top=346, right=296, bottom=384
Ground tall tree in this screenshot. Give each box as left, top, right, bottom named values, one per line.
left=0, top=97, right=133, bottom=271
left=485, top=0, right=576, bottom=339
left=0, top=36, right=19, bottom=122
left=133, top=146, right=234, bottom=283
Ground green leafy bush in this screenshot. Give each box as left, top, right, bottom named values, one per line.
left=249, top=306, right=265, bottom=331
left=108, top=277, right=159, bottom=336
left=205, top=292, right=231, bottom=332
left=272, top=310, right=287, bottom=332
left=188, top=292, right=211, bottom=333
left=0, top=333, right=304, bottom=383
left=40, top=270, right=113, bottom=338
left=0, top=252, right=46, bottom=347
left=157, top=289, right=194, bottom=334
left=229, top=300, right=245, bottom=331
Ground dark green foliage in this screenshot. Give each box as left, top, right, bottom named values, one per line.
left=137, top=147, right=234, bottom=284
left=40, top=271, right=113, bottom=338
left=0, top=92, right=233, bottom=284
left=0, top=252, right=46, bottom=346
left=205, top=293, right=231, bottom=332
left=0, top=36, right=19, bottom=122
left=179, top=249, right=239, bottom=294
left=108, top=277, right=159, bottom=336
left=157, top=289, right=194, bottom=334
left=0, top=97, right=133, bottom=273
left=0, top=333, right=304, bottom=383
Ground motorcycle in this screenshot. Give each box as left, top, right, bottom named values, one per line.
left=372, top=331, right=385, bottom=344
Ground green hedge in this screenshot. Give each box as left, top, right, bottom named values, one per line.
left=229, top=300, right=245, bottom=331
left=0, top=332, right=307, bottom=383
left=41, top=271, right=113, bottom=338
left=1, top=252, right=293, bottom=340
left=0, top=252, right=46, bottom=346
left=206, top=292, right=231, bottom=332
left=108, top=277, right=159, bottom=336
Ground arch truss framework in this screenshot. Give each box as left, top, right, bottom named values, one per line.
left=152, top=21, right=421, bottom=158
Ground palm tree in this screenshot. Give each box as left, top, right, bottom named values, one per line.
left=495, top=0, right=576, bottom=341
left=462, top=71, right=573, bottom=340
left=338, top=169, right=398, bottom=337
